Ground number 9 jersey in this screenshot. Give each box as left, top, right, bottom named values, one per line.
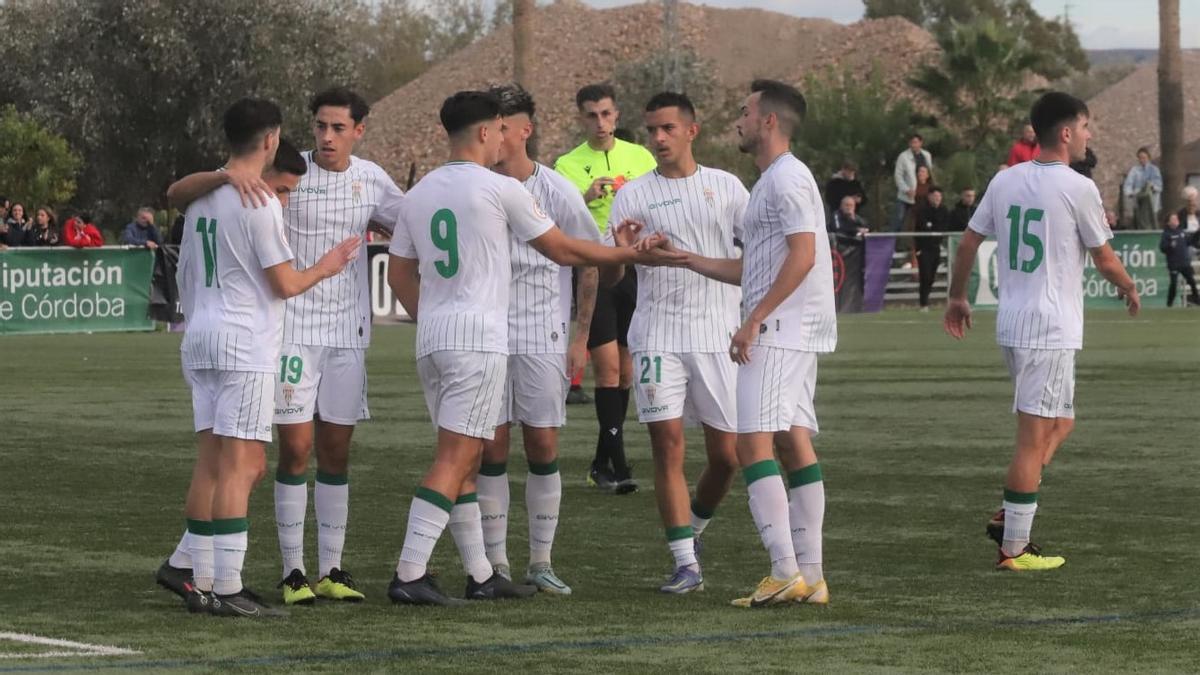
left=967, top=160, right=1112, bottom=350
left=388, top=161, right=554, bottom=359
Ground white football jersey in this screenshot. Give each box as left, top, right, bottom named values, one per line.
left=389, top=161, right=554, bottom=358
left=178, top=185, right=294, bottom=373
left=606, top=166, right=747, bottom=353
left=741, top=152, right=837, bottom=353
left=509, top=163, right=601, bottom=355
left=968, top=159, right=1112, bottom=349
left=282, top=153, right=404, bottom=349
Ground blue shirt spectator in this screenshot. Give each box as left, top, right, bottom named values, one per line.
left=120, top=207, right=162, bottom=248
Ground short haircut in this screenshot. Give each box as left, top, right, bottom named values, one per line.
left=840, top=160, right=857, bottom=171
left=310, top=87, right=370, bottom=123
left=1030, top=92, right=1089, bottom=147
left=440, top=90, right=501, bottom=137
left=644, top=91, right=695, bottom=119
left=137, top=206, right=155, bottom=217
left=576, top=83, right=617, bottom=109
left=80, top=212, right=93, bottom=222
left=1137, top=146, right=1151, bottom=156
left=223, top=98, right=283, bottom=155
left=909, top=132, right=923, bottom=141
left=270, top=138, right=308, bottom=177
left=491, top=83, right=536, bottom=118
left=750, top=79, right=806, bottom=135
left=928, top=186, right=943, bottom=196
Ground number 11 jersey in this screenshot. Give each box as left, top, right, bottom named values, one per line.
left=967, top=160, right=1112, bottom=350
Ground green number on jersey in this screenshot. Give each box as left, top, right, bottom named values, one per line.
left=196, top=217, right=219, bottom=287
left=279, top=355, right=303, bottom=384
left=639, top=356, right=662, bottom=384
left=1005, top=205, right=1045, bottom=273
left=430, top=208, right=459, bottom=278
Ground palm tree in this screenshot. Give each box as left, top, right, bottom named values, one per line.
left=1158, top=0, right=1184, bottom=214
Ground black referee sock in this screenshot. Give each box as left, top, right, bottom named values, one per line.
left=593, top=387, right=627, bottom=472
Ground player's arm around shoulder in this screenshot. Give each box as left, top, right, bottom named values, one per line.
left=167, top=166, right=272, bottom=210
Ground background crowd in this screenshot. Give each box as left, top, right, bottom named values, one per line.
left=0, top=198, right=163, bottom=251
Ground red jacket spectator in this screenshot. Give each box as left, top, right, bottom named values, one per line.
left=1006, top=124, right=1040, bottom=166
left=63, top=216, right=104, bottom=248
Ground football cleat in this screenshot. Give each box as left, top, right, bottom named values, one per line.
left=387, top=572, right=466, bottom=607
left=565, top=387, right=593, bottom=405
left=986, top=509, right=1005, bottom=546
left=315, top=568, right=365, bottom=602
left=465, top=573, right=537, bottom=600
left=793, top=579, right=830, bottom=605
left=155, top=559, right=193, bottom=599
left=730, top=573, right=808, bottom=608
left=525, top=563, right=572, bottom=595
left=996, top=543, right=1065, bottom=571
left=277, top=568, right=316, bottom=606
left=184, top=587, right=212, bottom=614
left=612, top=465, right=639, bottom=495
left=587, top=463, right=616, bottom=490
left=659, top=565, right=704, bottom=594
left=211, top=587, right=288, bottom=618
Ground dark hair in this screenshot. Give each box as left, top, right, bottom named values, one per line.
left=575, top=83, right=617, bottom=109
left=645, top=91, right=696, bottom=119
left=928, top=185, right=943, bottom=196
left=271, top=138, right=307, bottom=177
left=840, top=160, right=857, bottom=171
left=750, top=79, right=806, bottom=134
left=490, top=83, right=536, bottom=118
left=309, top=87, right=370, bottom=123
left=1137, top=146, right=1151, bottom=157
left=223, top=98, right=283, bottom=155
left=909, top=132, right=923, bottom=141
left=440, top=90, right=501, bottom=136
left=1030, top=92, right=1089, bottom=147
left=80, top=212, right=93, bottom=223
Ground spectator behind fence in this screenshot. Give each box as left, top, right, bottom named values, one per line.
left=950, top=187, right=976, bottom=231
left=891, top=132, right=932, bottom=231
left=63, top=211, right=104, bottom=248
left=824, top=160, right=866, bottom=218
left=27, top=207, right=60, bottom=246
left=1177, top=185, right=1199, bottom=234
left=5, top=203, right=31, bottom=246
left=1123, top=146, right=1162, bottom=230
left=119, top=207, right=162, bottom=249
left=829, top=194, right=869, bottom=241
left=1005, top=123, right=1040, bottom=166
left=1159, top=212, right=1200, bottom=307
left=904, top=164, right=933, bottom=230
left=914, top=186, right=952, bottom=311
left=0, top=197, right=9, bottom=246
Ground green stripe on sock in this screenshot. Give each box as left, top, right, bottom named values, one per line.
left=274, top=468, right=307, bottom=486
left=455, top=492, right=478, bottom=505
left=690, top=499, right=715, bottom=520
left=316, top=471, right=348, bottom=486
left=1003, top=488, right=1038, bottom=504
left=415, top=487, right=453, bottom=514
left=528, top=460, right=559, bottom=476
left=742, top=459, right=781, bottom=485
left=479, top=462, right=508, bottom=477
left=787, top=463, right=823, bottom=489
left=186, top=519, right=213, bottom=536
left=212, top=517, right=249, bottom=535
left=665, top=525, right=694, bottom=542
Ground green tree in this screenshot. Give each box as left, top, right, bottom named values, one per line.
left=351, top=0, right=438, bottom=104
left=0, top=105, right=81, bottom=208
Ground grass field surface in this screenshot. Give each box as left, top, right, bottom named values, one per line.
left=1, top=309, right=1197, bottom=673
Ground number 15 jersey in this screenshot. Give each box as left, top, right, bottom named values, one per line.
left=967, top=160, right=1112, bottom=350
left=389, top=161, right=554, bottom=359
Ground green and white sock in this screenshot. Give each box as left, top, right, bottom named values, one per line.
left=315, top=471, right=348, bottom=578
left=666, top=525, right=697, bottom=569
left=690, top=499, right=715, bottom=539
left=477, top=463, right=510, bottom=569
left=744, top=459, right=799, bottom=580
left=397, top=488, right=452, bottom=582
left=212, top=518, right=248, bottom=596
left=274, top=469, right=307, bottom=578
left=526, top=460, right=561, bottom=566
left=186, top=519, right=214, bottom=592
left=1002, top=489, right=1037, bottom=557
left=448, top=493, right=493, bottom=583
left=787, top=463, right=825, bottom=586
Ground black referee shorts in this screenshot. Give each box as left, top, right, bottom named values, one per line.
left=586, top=269, right=637, bottom=350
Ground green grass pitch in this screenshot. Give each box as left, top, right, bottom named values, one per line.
left=1, top=309, right=1197, bottom=673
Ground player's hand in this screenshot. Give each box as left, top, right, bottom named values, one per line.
left=566, top=334, right=587, bottom=379
left=225, top=165, right=273, bottom=208
left=942, top=297, right=973, bottom=340
left=729, top=318, right=759, bottom=365
left=584, top=177, right=616, bottom=203
left=633, top=234, right=688, bottom=267
left=317, top=235, right=362, bottom=277
left=611, top=218, right=644, bottom=247
left=1119, top=285, right=1141, bottom=317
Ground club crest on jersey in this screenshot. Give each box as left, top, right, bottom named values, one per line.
left=531, top=196, right=548, bottom=220
left=282, top=385, right=295, bottom=406
left=352, top=180, right=363, bottom=203
left=704, top=187, right=715, bottom=205
left=550, top=331, right=559, bottom=342
left=644, top=385, right=656, bottom=405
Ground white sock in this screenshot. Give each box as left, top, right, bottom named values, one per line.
left=274, top=479, right=307, bottom=577
left=476, top=471, right=510, bottom=569
left=448, top=496, right=493, bottom=583
left=667, top=531, right=698, bottom=569
left=397, top=491, right=452, bottom=582
left=188, top=526, right=214, bottom=592
left=746, top=463, right=799, bottom=580
left=1002, top=498, right=1038, bottom=557
left=212, top=529, right=248, bottom=596
left=788, top=480, right=825, bottom=586
left=690, top=506, right=713, bottom=539
left=315, top=474, right=349, bottom=578
left=168, top=530, right=191, bottom=569
left=526, top=466, right=561, bottom=566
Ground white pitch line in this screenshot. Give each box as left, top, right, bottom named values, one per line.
left=0, top=652, right=119, bottom=660
left=0, top=632, right=140, bottom=657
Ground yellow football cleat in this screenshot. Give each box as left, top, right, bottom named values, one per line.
left=996, top=544, right=1065, bottom=572
left=315, top=568, right=366, bottom=602
left=278, top=569, right=316, bottom=606
left=794, top=579, right=829, bottom=605
left=730, top=573, right=808, bottom=608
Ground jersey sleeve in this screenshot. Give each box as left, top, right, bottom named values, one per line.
left=728, top=177, right=750, bottom=242
left=1074, top=181, right=1113, bottom=248
left=555, top=179, right=602, bottom=244
left=370, top=169, right=406, bottom=235
left=387, top=203, right=417, bottom=258
left=775, top=172, right=820, bottom=236
left=967, top=186, right=997, bottom=237
left=249, top=201, right=294, bottom=269
left=501, top=179, right=555, bottom=243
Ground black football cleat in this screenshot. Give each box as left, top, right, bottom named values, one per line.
left=465, top=573, right=538, bottom=600
left=155, top=559, right=193, bottom=599
left=388, top=573, right=467, bottom=607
